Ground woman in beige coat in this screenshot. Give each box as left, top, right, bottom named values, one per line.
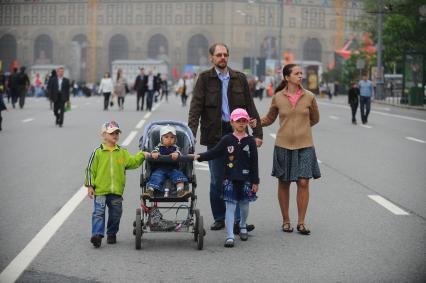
left=259, top=64, right=321, bottom=235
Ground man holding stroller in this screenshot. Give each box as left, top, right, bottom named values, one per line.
left=188, top=43, right=263, bottom=233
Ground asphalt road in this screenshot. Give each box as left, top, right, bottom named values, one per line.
left=0, top=93, right=425, bottom=282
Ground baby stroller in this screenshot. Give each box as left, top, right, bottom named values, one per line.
left=134, top=120, right=205, bottom=250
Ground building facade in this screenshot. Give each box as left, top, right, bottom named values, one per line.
left=0, top=0, right=364, bottom=82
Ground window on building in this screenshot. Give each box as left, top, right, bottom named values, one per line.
left=135, top=15, right=142, bottom=25
left=13, top=5, right=20, bottom=25
left=318, top=8, right=325, bottom=28
left=165, top=3, right=172, bottom=24
left=125, top=4, right=133, bottom=25
left=309, top=8, right=317, bottom=28
left=68, top=4, right=75, bottom=25
left=31, top=5, right=39, bottom=25
left=301, top=8, right=308, bottom=28
left=175, top=15, right=182, bottom=25
left=206, top=3, right=213, bottom=24
left=289, top=17, right=296, bottom=28
left=49, top=5, right=56, bottom=25
left=259, top=4, right=265, bottom=25
left=185, top=4, right=192, bottom=24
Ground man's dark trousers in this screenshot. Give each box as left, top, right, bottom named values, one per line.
left=137, top=90, right=145, bottom=110
left=54, top=100, right=65, bottom=126
left=146, top=90, right=154, bottom=111
left=359, top=96, right=371, bottom=123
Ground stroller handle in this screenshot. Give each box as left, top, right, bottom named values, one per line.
left=146, top=155, right=195, bottom=164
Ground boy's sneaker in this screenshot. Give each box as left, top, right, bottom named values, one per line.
left=177, top=190, right=191, bottom=198
left=107, top=234, right=116, bottom=244
left=90, top=235, right=102, bottom=248
left=143, top=189, right=154, bottom=199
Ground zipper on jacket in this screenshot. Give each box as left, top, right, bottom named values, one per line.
left=110, top=151, right=114, bottom=193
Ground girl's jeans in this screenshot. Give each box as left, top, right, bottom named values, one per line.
left=225, top=200, right=249, bottom=240
left=92, top=194, right=123, bottom=237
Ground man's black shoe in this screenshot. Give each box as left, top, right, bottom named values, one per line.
left=90, top=235, right=102, bottom=248
left=107, top=234, right=116, bottom=244
left=233, top=223, right=255, bottom=234
left=210, top=221, right=225, bottom=230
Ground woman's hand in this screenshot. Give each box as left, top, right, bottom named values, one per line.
left=252, top=184, right=259, bottom=193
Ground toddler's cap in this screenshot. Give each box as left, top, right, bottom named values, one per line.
left=160, top=125, right=176, bottom=137
left=102, top=121, right=121, bottom=134
left=230, top=108, right=250, bottom=121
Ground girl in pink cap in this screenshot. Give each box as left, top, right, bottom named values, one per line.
left=194, top=108, right=259, bottom=248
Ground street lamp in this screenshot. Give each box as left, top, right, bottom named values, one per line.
left=236, top=8, right=258, bottom=76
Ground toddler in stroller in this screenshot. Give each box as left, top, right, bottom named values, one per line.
left=134, top=120, right=204, bottom=250
left=143, top=124, right=192, bottom=199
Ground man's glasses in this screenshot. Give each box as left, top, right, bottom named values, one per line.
left=214, top=53, right=229, bottom=58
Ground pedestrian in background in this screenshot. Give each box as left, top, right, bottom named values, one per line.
left=0, top=70, right=7, bottom=131
left=85, top=120, right=148, bottom=248
left=358, top=74, right=373, bottom=124
left=8, top=68, right=18, bottom=108
left=16, top=66, right=30, bottom=109
left=133, top=68, right=147, bottom=111
left=188, top=42, right=263, bottom=233
left=258, top=64, right=320, bottom=235
left=114, top=68, right=127, bottom=111
left=177, top=74, right=189, bottom=106
left=348, top=82, right=360, bottom=124
left=48, top=66, right=70, bottom=127
left=160, top=74, right=169, bottom=102
left=154, top=72, right=162, bottom=103
left=99, top=72, right=113, bottom=111
left=146, top=71, right=155, bottom=111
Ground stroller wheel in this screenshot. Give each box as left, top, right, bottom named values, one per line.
left=135, top=208, right=142, bottom=250
left=197, top=215, right=204, bottom=250
left=193, top=209, right=200, bottom=242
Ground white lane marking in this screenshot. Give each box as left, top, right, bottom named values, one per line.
left=85, top=102, right=91, bottom=105
left=371, top=111, right=426, bottom=123
left=121, top=130, right=138, bottom=146
left=374, top=107, right=390, bottom=111
left=368, top=195, right=409, bottom=215
left=329, top=115, right=339, bottom=120
left=152, top=101, right=162, bottom=111
left=360, top=124, right=372, bottom=129
left=195, top=161, right=209, bottom=167
left=72, top=105, right=79, bottom=109
left=22, top=118, right=34, bottom=123
left=318, top=101, right=426, bottom=123
left=405, top=136, right=426, bottom=144
left=135, top=119, right=146, bottom=129
left=0, top=186, right=86, bottom=283
left=144, top=112, right=152, bottom=119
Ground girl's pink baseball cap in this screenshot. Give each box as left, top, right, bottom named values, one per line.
left=230, top=108, right=250, bottom=121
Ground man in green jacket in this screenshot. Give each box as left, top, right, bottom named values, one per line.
left=85, top=120, right=148, bottom=248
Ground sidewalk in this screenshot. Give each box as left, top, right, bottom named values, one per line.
left=322, top=94, right=426, bottom=111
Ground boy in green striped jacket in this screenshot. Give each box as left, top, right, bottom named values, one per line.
left=85, top=121, right=149, bottom=248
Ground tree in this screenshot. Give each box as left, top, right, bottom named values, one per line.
left=359, top=0, right=426, bottom=73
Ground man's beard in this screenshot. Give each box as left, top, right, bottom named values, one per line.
left=215, top=61, right=227, bottom=70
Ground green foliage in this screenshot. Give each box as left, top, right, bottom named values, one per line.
left=359, top=0, right=426, bottom=73
left=341, top=50, right=377, bottom=86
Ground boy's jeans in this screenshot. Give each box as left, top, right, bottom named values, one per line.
left=92, top=194, right=123, bottom=237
